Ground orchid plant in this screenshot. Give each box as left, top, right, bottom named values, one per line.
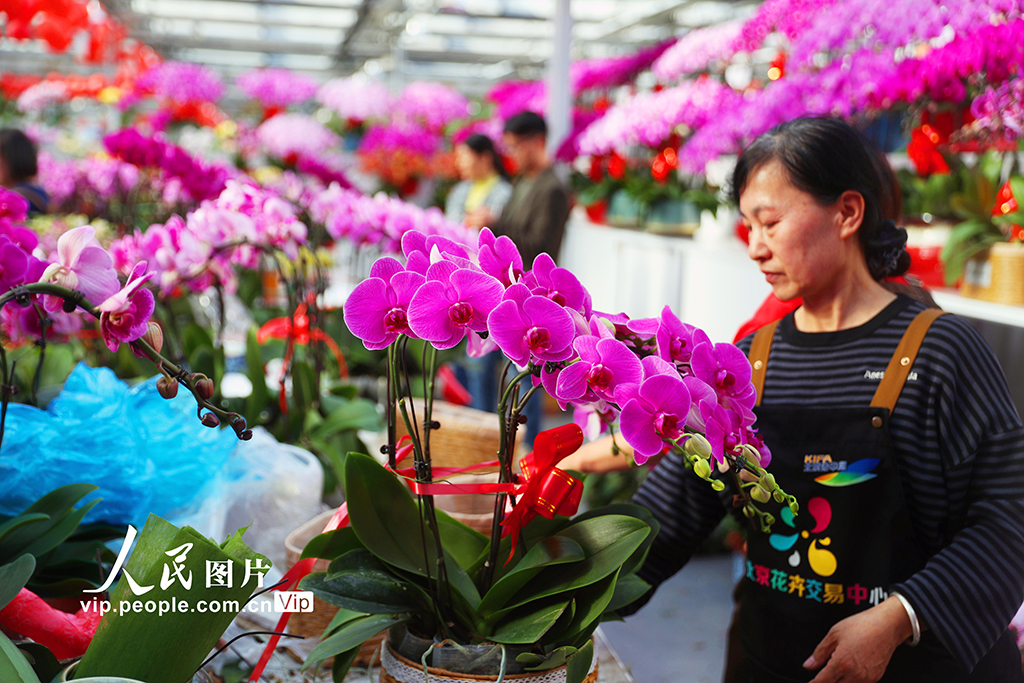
left=300, top=227, right=793, bottom=680
left=0, top=187, right=253, bottom=445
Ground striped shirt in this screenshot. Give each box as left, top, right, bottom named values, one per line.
left=631, top=295, right=1024, bottom=671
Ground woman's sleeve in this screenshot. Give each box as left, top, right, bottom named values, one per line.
left=486, top=181, right=514, bottom=217
left=890, top=317, right=1024, bottom=671
left=625, top=448, right=727, bottom=613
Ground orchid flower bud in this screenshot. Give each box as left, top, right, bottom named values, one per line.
left=739, top=443, right=762, bottom=466
left=141, top=322, right=164, bottom=354
left=684, top=434, right=713, bottom=460
left=693, top=458, right=712, bottom=479
left=751, top=485, right=772, bottom=503
left=194, top=375, right=215, bottom=400
left=759, top=472, right=777, bottom=491
left=201, top=412, right=220, bottom=428
left=157, top=377, right=179, bottom=400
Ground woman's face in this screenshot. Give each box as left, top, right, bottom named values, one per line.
left=739, top=160, right=855, bottom=302
left=456, top=145, right=491, bottom=181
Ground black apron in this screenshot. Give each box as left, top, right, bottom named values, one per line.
left=733, top=310, right=1023, bottom=683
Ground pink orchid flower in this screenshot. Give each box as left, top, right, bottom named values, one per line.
left=487, top=283, right=576, bottom=367
left=477, top=228, right=523, bottom=287
left=97, top=262, right=155, bottom=354
left=556, top=336, right=643, bottom=404
left=408, top=261, right=503, bottom=350
left=690, top=340, right=756, bottom=411
left=523, top=253, right=591, bottom=315
left=41, top=226, right=121, bottom=312
left=343, top=257, right=425, bottom=350
left=616, top=373, right=692, bottom=464
left=656, top=305, right=711, bottom=373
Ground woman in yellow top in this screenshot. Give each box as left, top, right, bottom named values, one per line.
left=445, top=134, right=513, bottom=226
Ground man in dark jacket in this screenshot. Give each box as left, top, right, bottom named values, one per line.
left=465, top=112, right=570, bottom=266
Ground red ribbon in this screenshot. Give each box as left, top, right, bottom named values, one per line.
left=247, top=425, right=584, bottom=680
left=499, top=424, right=585, bottom=560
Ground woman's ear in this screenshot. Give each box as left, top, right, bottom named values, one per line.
left=836, top=189, right=866, bottom=240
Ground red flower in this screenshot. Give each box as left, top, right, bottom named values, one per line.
left=607, top=152, right=626, bottom=180
left=993, top=181, right=1018, bottom=217
left=907, top=125, right=950, bottom=176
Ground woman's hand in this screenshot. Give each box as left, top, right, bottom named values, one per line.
left=804, top=596, right=914, bottom=683
left=463, top=207, right=494, bottom=229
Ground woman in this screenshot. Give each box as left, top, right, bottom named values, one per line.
left=445, top=134, right=512, bottom=226
left=630, top=117, right=1024, bottom=682
left=0, top=128, right=48, bottom=214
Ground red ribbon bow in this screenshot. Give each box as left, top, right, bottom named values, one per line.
left=499, top=424, right=585, bottom=560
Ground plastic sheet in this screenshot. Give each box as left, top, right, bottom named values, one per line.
left=172, top=427, right=325, bottom=577
left=0, top=363, right=237, bottom=528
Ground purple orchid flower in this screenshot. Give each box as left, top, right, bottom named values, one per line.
left=683, top=376, right=718, bottom=431
left=97, top=262, right=155, bottom=354
left=0, top=235, right=28, bottom=291
left=41, top=226, right=121, bottom=312
left=593, top=310, right=659, bottom=353
left=487, top=283, right=576, bottom=367
left=574, top=400, right=618, bottom=441
left=467, top=330, right=498, bottom=358
left=343, top=257, right=426, bottom=350
left=700, top=402, right=745, bottom=466
left=657, top=306, right=711, bottom=372
left=523, top=253, right=590, bottom=315
left=617, top=373, right=692, bottom=464
left=408, top=261, right=504, bottom=349
left=556, top=336, right=643, bottom=404
left=477, top=228, right=523, bottom=287
left=690, top=341, right=756, bottom=410
left=744, top=427, right=772, bottom=467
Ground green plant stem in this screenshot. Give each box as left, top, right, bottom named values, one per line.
left=29, top=299, right=50, bottom=407
left=482, top=366, right=534, bottom=592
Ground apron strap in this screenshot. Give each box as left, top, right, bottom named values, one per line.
left=870, top=308, right=948, bottom=412
left=748, top=319, right=781, bottom=407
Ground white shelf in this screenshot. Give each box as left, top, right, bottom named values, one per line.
left=930, top=289, right=1024, bottom=328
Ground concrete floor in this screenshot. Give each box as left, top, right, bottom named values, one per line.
left=601, top=554, right=739, bottom=683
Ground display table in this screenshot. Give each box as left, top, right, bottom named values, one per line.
left=560, top=211, right=771, bottom=343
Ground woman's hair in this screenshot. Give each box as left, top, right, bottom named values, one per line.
left=729, top=117, right=910, bottom=280
left=460, top=134, right=510, bottom=181
left=0, top=128, right=39, bottom=183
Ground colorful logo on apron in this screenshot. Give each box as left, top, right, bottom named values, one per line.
left=813, top=458, right=880, bottom=487
left=768, top=497, right=837, bottom=577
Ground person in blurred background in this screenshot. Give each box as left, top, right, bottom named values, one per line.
left=445, top=134, right=512, bottom=226
left=463, top=112, right=571, bottom=445
left=465, top=111, right=570, bottom=268
left=0, top=128, right=48, bottom=215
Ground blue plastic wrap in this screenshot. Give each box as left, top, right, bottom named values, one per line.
left=0, top=363, right=237, bottom=528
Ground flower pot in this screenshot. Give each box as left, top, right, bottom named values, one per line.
left=960, top=242, right=1024, bottom=305
left=53, top=660, right=209, bottom=682
left=904, top=221, right=952, bottom=289
left=644, top=198, right=701, bottom=236
left=605, top=190, right=642, bottom=229
left=381, top=626, right=598, bottom=682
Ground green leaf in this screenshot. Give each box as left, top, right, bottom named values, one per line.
left=520, top=646, right=578, bottom=672
left=324, top=606, right=369, bottom=635
left=292, top=360, right=317, bottom=414
left=488, top=597, right=570, bottom=644
left=300, top=527, right=365, bottom=562
left=565, top=638, right=594, bottom=683
left=183, top=323, right=214, bottom=361
left=604, top=575, right=651, bottom=614
left=436, top=510, right=488, bottom=572
left=1010, top=176, right=1024, bottom=209
left=497, top=516, right=649, bottom=615
left=568, top=503, right=658, bottom=577
left=344, top=453, right=435, bottom=576
left=331, top=646, right=361, bottom=683
left=0, top=484, right=97, bottom=559
left=0, top=632, right=41, bottom=683
left=310, top=399, right=382, bottom=439
left=302, top=550, right=423, bottom=614
left=14, top=643, right=60, bottom=683
left=0, top=514, right=49, bottom=547
left=547, top=570, right=620, bottom=645
left=0, top=555, right=35, bottom=611
left=245, top=327, right=269, bottom=419
left=478, top=536, right=585, bottom=616
left=19, top=499, right=99, bottom=559
left=305, top=613, right=410, bottom=667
